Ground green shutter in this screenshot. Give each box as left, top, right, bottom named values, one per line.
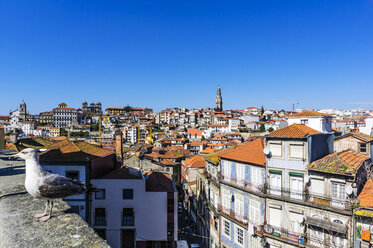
left=269, top=169, right=282, bottom=175
left=289, top=172, right=304, bottom=177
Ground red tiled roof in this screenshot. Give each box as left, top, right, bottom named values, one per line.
left=145, top=170, right=175, bottom=192
left=307, top=149, right=368, bottom=175
left=219, top=138, right=266, bottom=166
left=100, top=166, right=142, bottom=179
left=161, top=150, right=184, bottom=159
left=200, top=147, right=217, bottom=154
left=358, top=179, right=373, bottom=207
left=40, top=140, right=114, bottom=162
left=184, top=155, right=206, bottom=168
left=161, top=159, right=177, bottom=166
left=289, top=110, right=331, bottom=117
left=334, top=132, right=373, bottom=142
left=268, top=123, right=320, bottom=137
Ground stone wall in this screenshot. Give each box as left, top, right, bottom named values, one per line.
left=0, top=149, right=110, bottom=248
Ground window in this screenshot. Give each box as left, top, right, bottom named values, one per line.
left=222, top=189, right=231, bottom=210
left=223, top=160, right=231, bottom=179
left=122, top=208, right=134, bottom=226
left=94, top=208, right=106, bottom=226
left=289, top=144, right=304, bottom=159
left=269, top=142, right=282, bottom=157
left=270, top=173, right=281, bottom=196
left=269, top=205, right=282, bottom=231
left=236, top=163, right=245, bottom=183
left=234, top=194, right=244, bottom=218
left=65, top=170, right=79, bottom=180
left=250, top=200, right=259, bottom=224
left=301, top=119, right=308, bottom=124
left=235, top=226, right=244, bottom=245
left=290, top=176, right=303, bottom=200
left=95, top=189, right=105, bottom=199
left=310, top=178, right=324, bottom=196
left=359, top=143, right=367, bottom=153
left=123, top=189, right=134, bottom=199
left=223, top=219, right=230, bottom=237
left=251, top=166, right=261, bottom=187
left=331, top=182, right=345, bottom=199
left=168, top=199, right=174, bottom=213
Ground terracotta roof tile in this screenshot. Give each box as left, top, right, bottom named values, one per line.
left=358, top=179, right=373, bottom=207
left=307, top=149, right=368, bottom=175
left=145, top=170, right=175, bottom=192
left=100, top=166, right=142, bottom=179
left=184, top=155, right=206, bottom=168
left=289, top=110, right=331, bottom=117
left=268, top=123, right=320, bottom=137
left=161, top=150, right=184, bottom=159
left=219, top=138, right=266, bottom=166
left=335, top=132, right=373, bottom=142
left=200, top=147, right=217, bottom=154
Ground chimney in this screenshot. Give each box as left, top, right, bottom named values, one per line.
left=115, top=129, right=123, bottom=162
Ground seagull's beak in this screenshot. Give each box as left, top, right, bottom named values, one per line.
left=9, top=152, right=20, bottom=159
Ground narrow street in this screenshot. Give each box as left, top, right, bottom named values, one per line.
left=178, top=206, right=205, bottom=247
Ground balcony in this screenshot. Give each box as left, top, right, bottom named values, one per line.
left=267, top=186, right=352, bottom=211
left=263, top=224, right=306, bottom=246
left=218, top=173, right=265, bottom=195
left=217, top=204, right=263, bottom=235
left=305, top=234, right=351, bottom=248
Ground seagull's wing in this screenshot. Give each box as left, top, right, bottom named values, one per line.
left=39, top=174, right=86, bottom=199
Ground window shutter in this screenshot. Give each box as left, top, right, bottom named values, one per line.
left=290, top=144, right=304, bottom=159
left=270, top=143, right=282, bottom=157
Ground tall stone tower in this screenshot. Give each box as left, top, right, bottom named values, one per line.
left=215, top=87, right=223, bottom=111
left=19, top=100, right=27, bottom=120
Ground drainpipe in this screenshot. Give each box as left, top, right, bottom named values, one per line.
left=352, top=212, right=355, bottom=248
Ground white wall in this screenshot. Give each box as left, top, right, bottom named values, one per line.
left=360, top=118, right=373, bottom=135
left=288, top=116, right=332, bottom=133
left=91, top=179, right=173, bottom=248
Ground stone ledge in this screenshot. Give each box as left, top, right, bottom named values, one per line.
left=0, top=150, right=110, bottom=248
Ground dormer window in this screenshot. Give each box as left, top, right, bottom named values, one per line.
left=359, top=143, right=367, bottom=154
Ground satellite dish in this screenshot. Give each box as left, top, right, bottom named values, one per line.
left=304, top=175, right=310, bottom=184
left=346, top=185, right=353, bottom=195
left=263, top=147, right=270, bottom=156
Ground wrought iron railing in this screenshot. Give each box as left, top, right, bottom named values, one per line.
left=267, top=187, right=352, bottom=210
left=263, top=224, right=305, bottom=245
left=218, top=173, right=265, bottom=194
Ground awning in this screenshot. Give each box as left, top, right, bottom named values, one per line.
left=306, top=217, right=347, bottom=234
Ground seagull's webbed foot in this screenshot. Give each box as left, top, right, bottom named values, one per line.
left=39, top=200, right=53, bottom=222
left=34, top=213, right=48, bottom=218
left=34, top=200, right=50, bottom=219
left=39, top=215, right=51, bottom=222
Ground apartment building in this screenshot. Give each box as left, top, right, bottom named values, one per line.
left=218, top=138, right=267, bottom=248
left=264, top=121, right=335, bottom=247
left=53, top=103, right=78, bottom=127
left=91, top=166, right=178, bottom=248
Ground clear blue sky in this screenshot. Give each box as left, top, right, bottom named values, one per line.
left=1, top=0, right=373, bottom=114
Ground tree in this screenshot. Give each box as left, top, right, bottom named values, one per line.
left=268, top=127, right=274, bottom=132
left=259, top=124, right=266, bottom=132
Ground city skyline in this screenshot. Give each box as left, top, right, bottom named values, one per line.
left=1, top=1, right=373, bottom=113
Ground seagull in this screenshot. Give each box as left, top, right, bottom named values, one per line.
left=10, top=148, right=86, bottom=222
